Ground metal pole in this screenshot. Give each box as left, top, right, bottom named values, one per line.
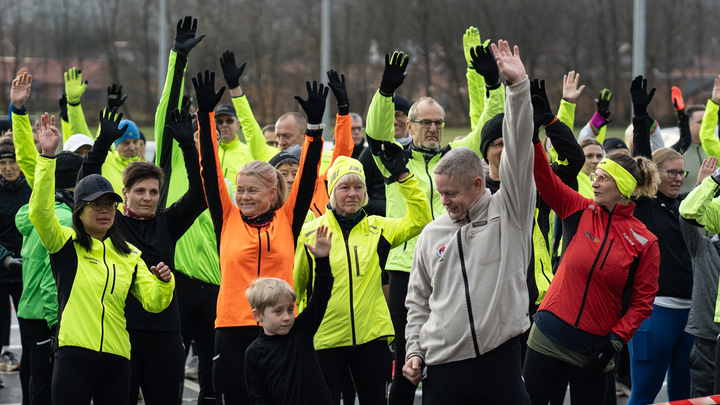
left=320, top=0, right=331, bottom=136
left=632, top=0, right=646, bottom=78
left=158, top=0, right=168, bottom=101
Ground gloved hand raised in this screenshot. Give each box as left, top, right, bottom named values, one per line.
left=379, top=141, right=409, bottom=181
left=596, top=88, right=613, bottom=119
left=327, top=69, right=349, bottom=113
left=107, top=83, right=127, bottom=109
left=379, top=52, right=409, bottom=97
left=294, top=81, right=329, bottom=125
left=192, top=70, right=226, bottom=113
left=58, top=94, right=69, bottom=122
left=165, top=108, right=194, bottom=146
left=219, top=51, right=246, bottom=90
left=98, top=107, right=129, bottom=144
left=463, top=26, right=482, bottom=68
left=630, top=76, right=656, bottom=117
left=64, top=67, right=87, bottom=105
left=579, top=337, right=620, bottom=375
left=470, top=41, right=500, bottom=87
left=174, top=16, right=206, bottom=56
left=530, top=79, right=555, bottom=133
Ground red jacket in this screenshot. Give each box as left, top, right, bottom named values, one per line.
left=533, top=142, right=659, bottom=343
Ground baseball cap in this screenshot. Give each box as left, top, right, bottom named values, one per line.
left=63, top=134, right=94, bottom=153
left=214, top=104, right=236, bottom=117
left=73, top=174, right=123, bottom=207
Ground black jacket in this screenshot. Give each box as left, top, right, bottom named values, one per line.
left=0, top=174, right=31, bottom=282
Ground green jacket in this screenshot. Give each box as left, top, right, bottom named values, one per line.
left=294, top=174, right=431, bottom=349
left=29, top=156, right=174, bottom=359
left=232, top=95, right=280, bottom=162
left=365, top=86, right=505, bottom=272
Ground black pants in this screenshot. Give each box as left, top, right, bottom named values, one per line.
left=52, top=346, right=130, bottom=405
left=423, top=336, right=530, bottom=405
left=316, top=339, right=392, bottom=405
left=2, top=282, right=28, bottom=405
left=176, top=272, right=219, bottom=404
left=18, top=318, right=52, bottom=405
left=714, top=334, right=720, bottom=394
left=524, top=347, right=615, bottom=405
left=128, top=331, right=185, bottom=405
left=213, top=326, right=262, bottom=405
left=387, top=270, right=416, bottom=405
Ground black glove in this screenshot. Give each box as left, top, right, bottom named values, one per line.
left=630, top=75, right=656, bottom=117
left=173, top=16, right=206, bottom=56
left=596, top=88, right=613, bottom=119
left=58, top=94, right=69, bottom=122
left=470, top=43, right=500, bottom=87
left=379, top=52, right=409, bottom=97
left=107, top=83, right=127, bottom=110
left=192, top=70, right=226, bottom=113
left=181, top=95, right=193, bottom=112
left=98, top=107, right=129, bottom=144
left=294, top=81, right=329, bottom=125
left=378, top=141, right=409, bottom=180
left=578, top=337, right=618, bottom=375
left=530, top=79, right=555, bottom=133
left=219, top=51, right=246, bottom=90
left=327, top=69, right=349, bottom=114
left=165, top=108, right=194, bottom=146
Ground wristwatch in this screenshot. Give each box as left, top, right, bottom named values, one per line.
left=307, top=123, right=326, bottom=130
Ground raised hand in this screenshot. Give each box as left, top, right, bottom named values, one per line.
left=64, top=67, right=88, bottom=105
left=165, top=108, right=194, bottom=145
left=151, top=262, right=172, bottom=282
left=294, top=81, right=329, bottom=125
left=379, top=141, right=409, bottom=180
left=698, top=156, right=719, bottom=185
left=671, top=86, right=684, bottom=112
left=630, top=76, right=656, bottom=116
left=304, top=225, right=333, bottom=258
left=562, top=71, right=585, bottom=104
left=219, top=51, right=246, bottom=90
left=470, top=41, right=500, bottom=86
left=596, top=88, right=613, bottom=119
left=327, top=69, right=348, bottom=107
left=379, top=51, right=409, bottom=97
left=192, top=69, right=226, bottom=113
left=174, top=16, right=206, bottom=55
left=463, top=26, right=482, bottom=68
left=107, top=83, right=127, bottom=109
left=35, top=113, right=61, bottom=157
left=530, top=79, right=555, bottom=132
left=490, top=40, right=526, bottom=85
left=11, top=69, right=32, bottom=109
left=98, top=107, right=129, bottom=143
left=712, top=75, right=720, bottom=105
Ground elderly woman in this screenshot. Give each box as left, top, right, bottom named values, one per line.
left=29, top=113, right=174, bottom=405
left=294, top=147, right=431, bottom=405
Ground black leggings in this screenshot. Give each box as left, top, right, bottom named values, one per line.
left=18, top=318, right=53, bottom=405
left=387, top=270, right=416, bottom=405
left=176, top=272, right=219, bottom=404
left=213, top=326, right=262, bottom=405
left=422, top=336, right=530, bottom=405
left=52, top=346, right=130, bottom=405
left=316, top=339, right=392, bottom=405
left=523, top=347, right=614, bottom=405
left=128, top=331, right=185, bottom=405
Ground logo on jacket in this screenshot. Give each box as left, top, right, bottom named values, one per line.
left=584, top=231, right=600, bottom=243
left=436, top=244, right=446, bottom=258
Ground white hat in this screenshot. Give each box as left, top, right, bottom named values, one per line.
left=63, top=134, right=94, bottom=153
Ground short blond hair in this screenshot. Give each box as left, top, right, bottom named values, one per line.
left=328, top=173, right=369, bottom=209
left=245, top=277, right=296, bottom=314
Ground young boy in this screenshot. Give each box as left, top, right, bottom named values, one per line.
left=244, top=225, right=334, bottom=405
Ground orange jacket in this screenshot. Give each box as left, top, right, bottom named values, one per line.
left=198, top=111, right=323, bottom=328
left=309, top=113, right=353, bottom=217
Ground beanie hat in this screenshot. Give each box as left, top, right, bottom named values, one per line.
left=327, top=156, right=365, bottom=195
left=603, top=137, right=628, bottom=154
left=113, top=120, right=140, bottom=148
left=479, top=113, right=504, bottom=162
left=268, top=152, right=299, bottom=168
left=394, top=95, right=410, bottom=115
left=55, top=151, right=83, bottom=189
left=63, top=134, right=94, bottom=153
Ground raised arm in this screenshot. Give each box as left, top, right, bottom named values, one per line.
left=10, top=69, right=38, bottom=186
left=700, top=76, right=720, bottom=158
left=557, top=71, right=585, bottom=131
left=578, top=88, right=613, bottom=145
left=77, top=108, right=128, bottom=180
left=463, top=27, right=486, bottom=131
left=326, top=69, right=353, bottom=171
left=630, top=75, right=656, bottom=159
left=294, top=225, right=334, bottom=336
left=64, top=67, right=93, bottom=139
left=670, top=86, right=691, bottom=154
left=679, top=159, right=720, bottom=234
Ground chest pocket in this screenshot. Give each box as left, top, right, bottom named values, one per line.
left=468, top=216, right=501, bottom=263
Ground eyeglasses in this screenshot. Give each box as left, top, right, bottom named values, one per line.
left=215, top=118, right=236, bottom=125
left=394, top=112, right=407, bottom=120
left=659, top=169, right=688, bottom=179
left=412, top=120, right=446, bottom=129
left=589, top=172, right=614, bottom=184
left=87, top=200, right=118, bottom=211
left=488, top=140, right=504, bottom=148
left=266, top=141, right=279, bottom=147
left=351, top=126, right=364, bottom=132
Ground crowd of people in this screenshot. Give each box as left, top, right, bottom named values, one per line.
left=1, top=14, right=720, bottom=405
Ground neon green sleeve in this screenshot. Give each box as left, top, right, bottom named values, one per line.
left=366, top=90, right=398, bottom=178
left=557, top=99, right=576, bottom=131
left=61, top=118, right=72, bottom=142
left=700, top=100, right=720, bottom=158
left=293, top=224, right=313, bottom=312
left=232, top=95, right=279, bottom=162
left=28, top=157, right=74, bottom=254
left=67, top=103, right=93, bottom=139
left=679, top=176, right=720, bottom=234
left=154, top=50, right=186, bottom=174
left=467, top=69, right=486, bottom=132
left=381, top=174, right=432, bottom=247
left=129, top=260, right=175, bottom=314
left=451, top=84, right=505, bottom=153
left=12, top=111, right=38, bottom=188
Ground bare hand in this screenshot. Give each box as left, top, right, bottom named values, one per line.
left=562, top=71, right=585, bottom=104
left=490, top=40, right=526, bottom=85
left=698, top=156, right=719, bottom=185
left=151, top=262, right=173, bottom=282
left=713, top=75, right=720, bottom=104
left=402, top=356, right=423, bottom=385
left=11, top=69, right=32, bottom=109
left=34, top=113, right=61, bottom=157
left=304, top=225, right=333, bottom=258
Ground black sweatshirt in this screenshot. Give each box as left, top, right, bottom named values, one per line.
left=244, top=256, right=334, bottom=405
left=0, top=175, right=31, bottom=282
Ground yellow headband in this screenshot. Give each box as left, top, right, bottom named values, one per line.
left=597, top=158, right=637, bottom=198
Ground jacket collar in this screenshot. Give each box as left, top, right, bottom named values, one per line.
left=458, top=189, right=491, bottom=224
left=595, top=200, right=636, bottom=218
left=220, top=138, right=239, bottom=150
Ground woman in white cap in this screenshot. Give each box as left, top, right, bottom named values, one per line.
left=294, top=143, right=430, bottom=405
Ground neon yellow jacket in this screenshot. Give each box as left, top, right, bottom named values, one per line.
left=700, top=99, right=720, bottom=158
left=294, top=174, right=431, bottom=349
left=66, top=102, right=94, bottom=141
left=219, top=137, right=253, bottom=185
left=11, top=110, right=38, bottom=186
left=29, top=156, right=174, bottom=359
left=232, top=95, right=280, bottom=162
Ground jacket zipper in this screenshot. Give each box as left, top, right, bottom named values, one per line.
left=265, top=231, right=270, bottom=252
left=343, top=233, right=357, bottom=346
left=110, top=264, right=116, bottom=294
left=574, top=211, right=614, bottom=327
left=455, top=231, right=481, bottom=357
left=100, top=243, right=110, bottom=352
left=424, top=156, right=435, bottom=219
left=354, top=246, right=360, bottom=277
left=256, top=228, right=262, bottom=279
